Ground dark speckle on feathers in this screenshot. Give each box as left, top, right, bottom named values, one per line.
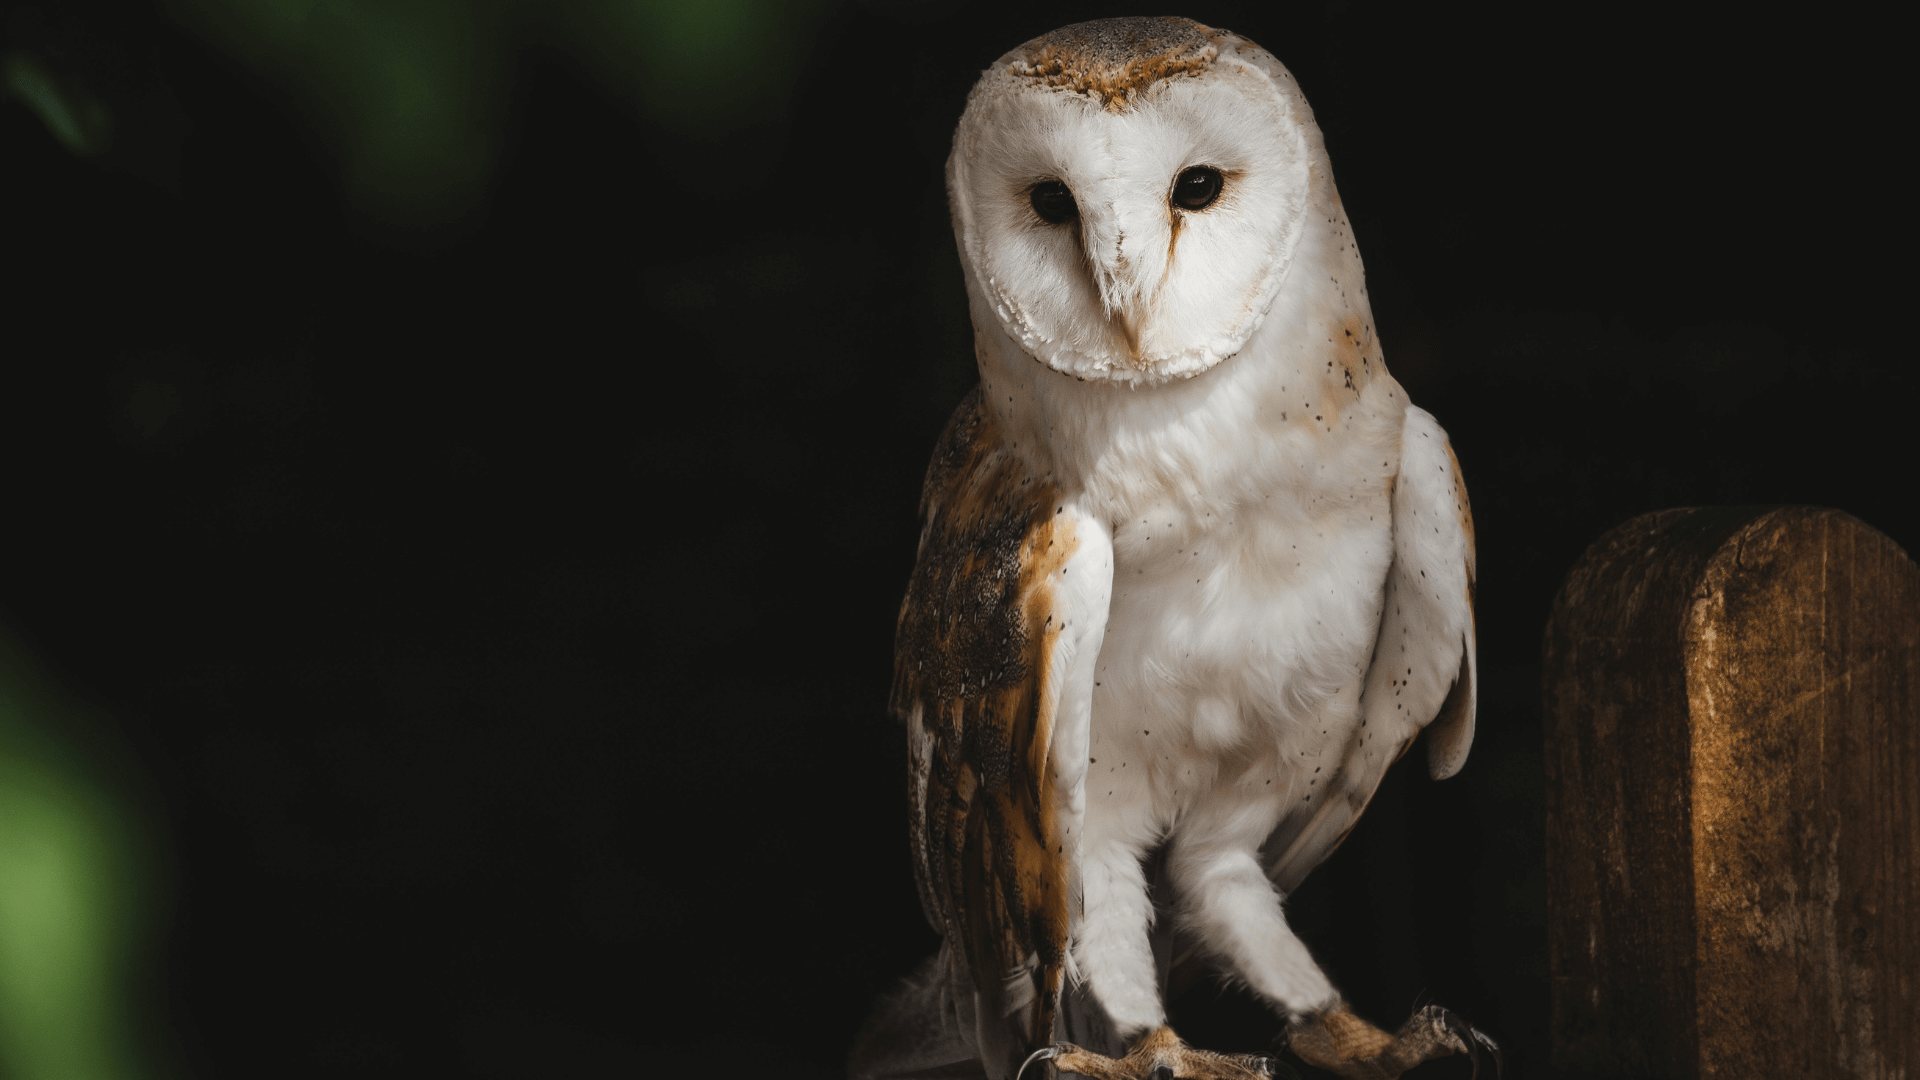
left=897, top=391, right=1042, bottom=699
left=892, top=386, right=1077, bottom=1058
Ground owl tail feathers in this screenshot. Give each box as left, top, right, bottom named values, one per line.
left=847, top=945, right=986, bottom=1080
left=848, top=946, right=1129, bottom=1080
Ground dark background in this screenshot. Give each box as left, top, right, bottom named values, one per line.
left=1, top=1, right=1908, bottom=1076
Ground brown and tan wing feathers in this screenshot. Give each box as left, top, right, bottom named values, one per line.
left=894, top=388, right=1098, bottom=1061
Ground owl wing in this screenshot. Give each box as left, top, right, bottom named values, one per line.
left=894, top=388, right=1113, bottom=1067
left=1261, top=404, right=1477, bottom=893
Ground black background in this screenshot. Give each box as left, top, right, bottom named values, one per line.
left=1, top=1, right=1909, bottom=1077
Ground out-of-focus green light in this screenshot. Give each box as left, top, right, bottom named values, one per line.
left=165, top=0, right=828, bottom=225
left=2, top=51, right=114, bottom=157
left=170, top=0, right=503, bottom=222
left=0, top=645, right=150, bottom=1080
left=562, top=0, right=793, bottom=114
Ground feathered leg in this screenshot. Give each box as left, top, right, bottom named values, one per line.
left=1025, top=837, right=1286, bottom=1079
left=1075, top=836, right=1165, bottom=1038
left=1167, top=818, right=1500, bottom=1080
left=1168, top=845, right=1337, bottom=1017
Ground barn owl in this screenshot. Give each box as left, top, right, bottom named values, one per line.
left=852, top=17, right=1497, bottom=1080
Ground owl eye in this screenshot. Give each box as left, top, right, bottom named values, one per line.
left=1029, top=180, right=1078, bottom=225
left=1172, top=166, right=1223, bottom=211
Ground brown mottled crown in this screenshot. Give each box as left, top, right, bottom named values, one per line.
left=1008, top=17, right=1220, bottom=110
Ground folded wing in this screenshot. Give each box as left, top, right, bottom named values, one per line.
left=1262, top=404, right=1477, bottom=894
left=894, top=389, right=1113, bottom=1072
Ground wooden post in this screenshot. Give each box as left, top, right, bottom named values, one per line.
left=1544, top=507, right=1918, bottom=1079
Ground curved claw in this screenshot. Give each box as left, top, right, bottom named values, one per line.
left=1245, top=1053, right=1298, bottom=1080
left=1015, top=1046, right=1059, bottom=1080
left=1433, top=1008, right=1502, bottom=1080
left=1470, top=1026, right=1504, bottom=1080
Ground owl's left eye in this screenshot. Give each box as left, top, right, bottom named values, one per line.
left=1172, top=166, right=1224, bottom=211
left=1029, top=181, right=1078, bottom=225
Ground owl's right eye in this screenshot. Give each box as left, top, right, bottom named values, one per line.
left=1029, top=181, right=1078, bottom=225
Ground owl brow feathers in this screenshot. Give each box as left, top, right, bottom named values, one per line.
left=1008, top=16, right=1220, bottom=111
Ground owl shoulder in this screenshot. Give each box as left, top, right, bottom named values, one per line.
left=895, top=386, right=1071, bottom=710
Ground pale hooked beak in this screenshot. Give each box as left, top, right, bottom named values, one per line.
left=1078, top=193, right=1172, bottom=368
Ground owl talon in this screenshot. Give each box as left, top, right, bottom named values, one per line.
left=1043, top=1027, right=1281, bottom=1079
left=1017, top=1046, right=1060, bottom=1080
left=1421, top=1004, right=1501, bottom=1080
left=1480, top=1034, right=1504, bottom=1079
left=1453, top=1015, right=1502, bottom=1080
left=1284, top=1002, right=1500, bottom=1080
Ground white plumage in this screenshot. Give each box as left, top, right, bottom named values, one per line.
left=857, top=18, right=1493, bottom=1080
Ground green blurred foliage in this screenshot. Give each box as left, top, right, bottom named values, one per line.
left=551, top=0, right=796, bottom=115
left=164, top=0, right=831, bottom=225
left=3, top=48, right=113, bottom=155
left=0, top=641, right=154, bottom=1080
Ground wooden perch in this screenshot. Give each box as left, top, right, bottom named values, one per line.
left=1544, top=506, right=1917, bottom=1079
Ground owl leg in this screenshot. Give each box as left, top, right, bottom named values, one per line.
left=1074, top=835, right=1165, bottom=1038
left=1023, top=1026, right=1287, bottom=1080
left=1166, top=845, right=1337, bottom=1016
left=1165, top=840, right=1500, bottom=1078
left=1047, top=838, right=1283, bottom=1080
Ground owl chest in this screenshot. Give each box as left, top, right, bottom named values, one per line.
left=1043, top=349, right=1405, bottom=801
left=1093, top=476, right=1393, bottom=746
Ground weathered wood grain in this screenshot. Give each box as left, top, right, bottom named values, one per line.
left=1545, top=507, right=1917, bottom=1079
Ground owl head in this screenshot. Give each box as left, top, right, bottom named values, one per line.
left=949, top=18, right=1329, bottom=387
